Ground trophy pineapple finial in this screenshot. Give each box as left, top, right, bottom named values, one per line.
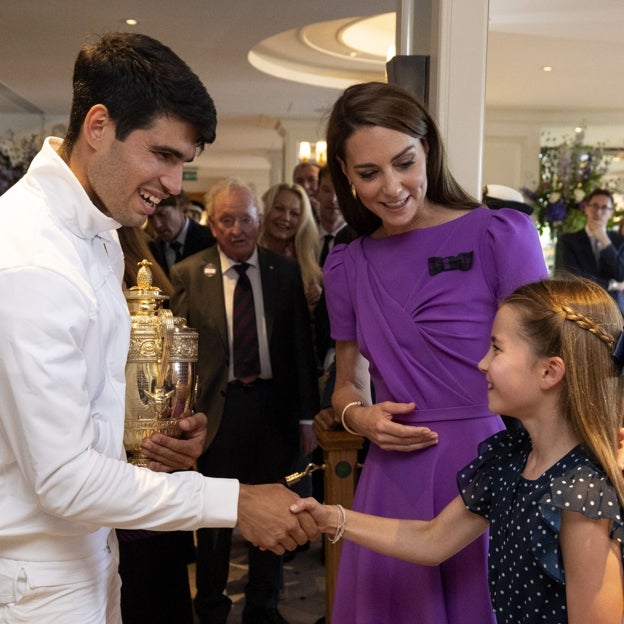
left=136, top=259, right=154, bottom=290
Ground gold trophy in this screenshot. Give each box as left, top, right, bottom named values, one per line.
left=123, top=260, right=198, bottom=467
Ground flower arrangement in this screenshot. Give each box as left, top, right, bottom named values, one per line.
left=0, top=133, right=42, bottom=195
left=523, top=135, right=616, bottom=236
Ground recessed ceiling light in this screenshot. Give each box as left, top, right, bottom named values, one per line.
left=125, top=18, right=138, bottom=26
left=542, top=65, right=553, bottom=72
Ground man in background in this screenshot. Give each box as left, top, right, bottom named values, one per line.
left=556, top=188, right=624, bottom=313
left=293, top=161, right=320, bottom=220
left=186, top=198, right=206, bottom=222
left=171, top=177, right=320, bottom=624
left=148, top=190, right=215, bottom=275
left=314, top=166, right=355, bottom=372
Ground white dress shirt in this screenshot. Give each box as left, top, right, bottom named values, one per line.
left=0, top=138, right=238, bottom=566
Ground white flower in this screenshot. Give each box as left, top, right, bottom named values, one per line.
left=548, top=192, right=561, bottom=203
left=573, top=188, right=586, bottom=202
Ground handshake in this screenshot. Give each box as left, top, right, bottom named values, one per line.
left=140, top=411, right=330, bottom=554
left=236, top=484, right=324, bottom=554
left=236, top=486, right=344, bottom=555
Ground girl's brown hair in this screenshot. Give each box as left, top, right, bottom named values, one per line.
left=503, top=277, right=624, bottom=505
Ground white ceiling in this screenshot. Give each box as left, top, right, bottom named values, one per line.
left=3, top=0, right=624, bottom=168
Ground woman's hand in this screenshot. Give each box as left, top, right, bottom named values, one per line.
left=342, top=401, right=438, bottom=452
left=332, top=341, right=438, bottom=452
left=305, top=282, right=322, bottom=309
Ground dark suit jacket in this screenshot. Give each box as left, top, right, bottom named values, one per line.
left=149, top=218, right=215, bottom=276
left=170, top=245, right=319, bottom=449
left=556, top=228, right=624, bottom=312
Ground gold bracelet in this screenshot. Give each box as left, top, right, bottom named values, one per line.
left=340, top=400, right=363, bottom=435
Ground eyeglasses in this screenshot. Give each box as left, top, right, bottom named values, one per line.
left=587, top=202, right=613, bottom=212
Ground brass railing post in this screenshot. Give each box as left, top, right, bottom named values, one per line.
left=315, top=429, right=364, bottom=623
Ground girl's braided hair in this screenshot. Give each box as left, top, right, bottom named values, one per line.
left=503, top=277, right=624, bottom=506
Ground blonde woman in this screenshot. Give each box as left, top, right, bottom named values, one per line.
left=260, top=182, right=323, bottom=309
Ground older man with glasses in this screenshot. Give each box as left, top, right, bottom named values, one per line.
left=556, top=188, right=624, bottom=313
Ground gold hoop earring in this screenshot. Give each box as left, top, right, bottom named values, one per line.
left=350, top=183, right=357, bottom=199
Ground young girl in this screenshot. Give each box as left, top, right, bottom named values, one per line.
left=293, top=278, right=624, bottom=623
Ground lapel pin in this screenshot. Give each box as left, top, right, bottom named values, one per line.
left=203, top=263, right=217, bottom=278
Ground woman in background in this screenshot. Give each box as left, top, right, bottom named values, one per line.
left=260, top=182, right=322, bottom=309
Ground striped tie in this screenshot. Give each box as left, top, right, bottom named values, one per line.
left=232, top=263, right=260, bottom=384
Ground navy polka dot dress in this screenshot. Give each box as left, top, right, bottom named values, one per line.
left=457, top=428, right=624, bottom=623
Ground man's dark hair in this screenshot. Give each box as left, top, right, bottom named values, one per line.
left=63, top=32, right=216, bottom=154
left=586, top=188, right=614, bottom=205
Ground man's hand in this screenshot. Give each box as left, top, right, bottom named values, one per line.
left=299, top=422, right=317, bottom=457
left=585, top=221, right=611, bottom=248
left=313, top=407, right=338, bottom=438
left=141, top=412, right=208, bottom=472
left=237, top=483, right=319, bottom=555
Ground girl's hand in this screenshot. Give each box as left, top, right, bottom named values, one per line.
left=342, top=401, right=438, bottom=452
left=290, top=497, right=338, bottom=535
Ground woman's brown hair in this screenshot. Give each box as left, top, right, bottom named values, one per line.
left=326, top=81, right=479, bottom=236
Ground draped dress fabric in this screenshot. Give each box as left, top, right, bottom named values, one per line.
left=324, top=207, right=548, bottom=624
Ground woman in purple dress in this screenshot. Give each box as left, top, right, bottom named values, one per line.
left=322, top=82, right=548, bottom=623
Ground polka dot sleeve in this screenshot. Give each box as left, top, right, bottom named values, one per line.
left=535, top=462, right=624, bottom=582
left=457, top=428, right=529, bottom=520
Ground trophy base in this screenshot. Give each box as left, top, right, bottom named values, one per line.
left=124, top=418, right=182, bottom=467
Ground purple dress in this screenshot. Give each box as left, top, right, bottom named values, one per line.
left=324, top=207, right=548, bottom=624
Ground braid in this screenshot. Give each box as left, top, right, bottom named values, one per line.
left=504, top=278, right=624, bottom=509
left=559, top=304, right=615, bottom=351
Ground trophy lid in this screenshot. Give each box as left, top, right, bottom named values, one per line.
left=124, top=259, right=169, bottom=315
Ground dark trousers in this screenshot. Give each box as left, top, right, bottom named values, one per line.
left=194, top=527, right=283, bottom=620
left=194, top=380, right=293, bottom=622
left=118, top=530, right=195, bottom=624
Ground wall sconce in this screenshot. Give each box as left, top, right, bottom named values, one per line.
left=298, top=140, right=326, bottom=166
left=298, top=141, right=311, bottom=162
left=315, top=140, right=327, bottom=166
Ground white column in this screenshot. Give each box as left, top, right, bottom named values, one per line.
left=397, top=0, right=489, bottom=199
left=431, top=0, right=489, bottom=198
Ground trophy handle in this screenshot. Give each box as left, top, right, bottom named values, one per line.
left=155, top=308, right=175, bottom=388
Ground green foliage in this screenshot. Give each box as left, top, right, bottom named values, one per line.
left=523, top=135, right=619, bottom=236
